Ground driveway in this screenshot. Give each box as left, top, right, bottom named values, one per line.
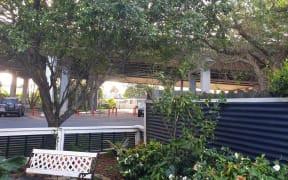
left=0, top=109, right=144, bottom=128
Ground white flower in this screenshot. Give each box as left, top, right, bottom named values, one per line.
left=116, top=157, right=119, bottom=161
left=193, top=164, right=201, bottom=171
left=273, top=164, right=280, bottom=171
left=169, top=174, right=175, bottom=180
left=135, top=153, right=139, bottom=158
left=235, top=153, right=239, bottom=159
left=124, top=169, right=131, bottom=174
left=124, top=158, right=128, bottom=164
left=182, top=176, right=188, bottom=180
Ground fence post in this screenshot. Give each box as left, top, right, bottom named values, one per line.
left=133, top=107, right=137, bottom=116
left=135, top=130, right=141, bottom=145
left=32, top=107, right=35, bottom=116
left=91, top=107, right=95, bottom=116
left=56, top=128, right=65, bottom=151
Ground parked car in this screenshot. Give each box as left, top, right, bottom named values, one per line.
left=0, top=97, right=25, bottom=117
left=138, top=107, right=144, bottom=117
left=137, top=103, right=144, bottom=117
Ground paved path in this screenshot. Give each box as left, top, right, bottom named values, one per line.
left=0, top=109, right=143, bottom=128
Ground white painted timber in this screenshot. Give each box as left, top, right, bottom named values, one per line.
left=26, top=149, right=97, bottom=179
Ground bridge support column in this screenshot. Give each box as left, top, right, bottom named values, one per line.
left=60, top=69, right=69, bottom=115
left=200, top=68, right=211, bottom=93
left=10, top=71, right=17, bottom=97
left=21, top=78, right=29, bottom=104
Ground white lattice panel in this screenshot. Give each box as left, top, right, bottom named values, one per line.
left=30, top=153, right=93, bottom=172
left=26, top=149, right=97, bottom=179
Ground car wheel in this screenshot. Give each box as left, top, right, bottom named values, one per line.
left=18, top=111, right=21, bottom=117
left=4, top=113, right=7, bottom=117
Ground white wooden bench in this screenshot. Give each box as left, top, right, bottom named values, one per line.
left=26, top=149, right=97, bottom=179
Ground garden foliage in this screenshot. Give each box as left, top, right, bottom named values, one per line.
left=269, top=60, right=288, bottom=97
left=117, top=88, right=288, bottom=179
left=0, top=156, right=26, bottom=180
left=117, top=89, right=222, bottom=179
left=118, top=143, right=288, bottom=179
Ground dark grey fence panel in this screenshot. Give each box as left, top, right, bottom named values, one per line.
left=146, top=103, right=171, bottom=143
left=0, top=131, right=142, bottom=158
left=64, top=132, right=137, bottom=152
left=0, top=135, right=56, bottom=158
left=146, top=101, right=288, bottom=163
left=213, top=102, right=288, bottom=163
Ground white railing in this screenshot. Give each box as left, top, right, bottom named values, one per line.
left=0, top=125, right=144, bottom=151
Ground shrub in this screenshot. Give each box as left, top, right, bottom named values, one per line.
left=99, top=98, right=116, bottom=109
left=118, top=86, right=224, bottom=179
left=269, top=60, right=288, bottom=97
left=193, top=148, right=288, bottom=180
left=0, top=156, right=26, bottom=179
left=118, top=145, right=288, bottom=179
left=117, top=140, right=164, bottom=180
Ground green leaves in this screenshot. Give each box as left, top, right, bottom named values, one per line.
left=0, top=156, right=26, bottom=179
left=268, top=60, right=288, bottom=96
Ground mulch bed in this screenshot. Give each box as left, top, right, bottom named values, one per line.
left=95, top=153, right=123, bottom=180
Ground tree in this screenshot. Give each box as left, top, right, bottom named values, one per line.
left=0, top=1, right=92, bottom=127
left=0, top=0, right=239, bottom=127
left=0, top=0, right=151, bottom=127
left=131, top=0, right=233, bottom=87
left=201, top=0, right=288, bottom=90
left=123, top=84, right=149, bottom=98
left=27, top=83, right=40, bottom=109
left=109, top=86, right=119, bottom=98
left=73, top=0, right=152, bottom=111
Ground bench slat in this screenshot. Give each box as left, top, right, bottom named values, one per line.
left=26, top=168, right=92, bottom=179
left=32, top=149, right=97, bottom=157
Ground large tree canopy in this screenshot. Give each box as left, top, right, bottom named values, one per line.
left=0, top=0, right=151, bottom=127
left=202, top=0, right=288, bottom=90
left=0, top=0, right=231, bottom=127
left=2, top=0, right=285, bottom=126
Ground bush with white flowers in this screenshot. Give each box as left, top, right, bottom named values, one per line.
left=193, top=148, right=288, bottom=180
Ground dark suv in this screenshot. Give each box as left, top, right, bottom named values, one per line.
left=0, top=97, right=25, bottom=117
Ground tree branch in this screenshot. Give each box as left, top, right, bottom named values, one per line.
left=232, top=21, right=270, bottom=57
left=202, top=38, right=242, bottom=56
left=248, top=51, right=266, bottom=68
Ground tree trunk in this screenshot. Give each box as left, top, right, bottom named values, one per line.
left=88, top=73, right=105, bottom=112
left=247, top=57, right=268, bottom=91
left=90, top=82, right=96, bottom=112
